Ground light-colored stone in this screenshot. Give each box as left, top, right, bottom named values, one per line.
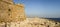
left=0, top=0, right=26, bottom=22
left=0, top=0, right=26, bottom=27
left=19, top=18, right=60, bottom=27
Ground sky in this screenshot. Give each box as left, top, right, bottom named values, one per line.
left=13, top=0, right=60, bottom=18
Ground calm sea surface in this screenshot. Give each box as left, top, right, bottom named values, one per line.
left=46, top=18, right=60, bottom=22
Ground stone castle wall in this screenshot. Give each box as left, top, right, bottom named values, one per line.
left=0, top=0, right=26, bottom=27
left=0, top=0, right=26, bottom=22
left=0, top=22, right=20, bottom=27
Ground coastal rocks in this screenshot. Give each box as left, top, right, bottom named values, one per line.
left=20, top=18, right=60, bottom=27
left=0, top=18, right=60, bottom=27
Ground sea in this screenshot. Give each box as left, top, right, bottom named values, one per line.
left=46, top=18, right=60, bottom=22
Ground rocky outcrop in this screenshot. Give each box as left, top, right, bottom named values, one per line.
left=20, top=18, right=60, bottom=27
left=0, top=18, right=60, bottom=27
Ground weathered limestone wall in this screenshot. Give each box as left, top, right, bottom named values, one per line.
left=0, top=22, right=20, bottom=27
left=0, top=0, right=26, bottom=27
left=0, top=0, right=26, bottom=22
left=9, top=4, right=26, bottom=22
left=0, top=0, right=11, bottom=22
left=0, top=0, right=13, bottom=4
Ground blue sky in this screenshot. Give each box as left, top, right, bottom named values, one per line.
left=13, top=0, right=60, bottom=18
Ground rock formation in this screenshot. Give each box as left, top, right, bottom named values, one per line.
left=20, top=18, right=60, bottom=27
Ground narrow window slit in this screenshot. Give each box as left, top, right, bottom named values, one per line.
left=8, top=9, right=11, bottom=11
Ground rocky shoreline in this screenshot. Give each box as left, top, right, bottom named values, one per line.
left=0, top=18, right=60, bottom=27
